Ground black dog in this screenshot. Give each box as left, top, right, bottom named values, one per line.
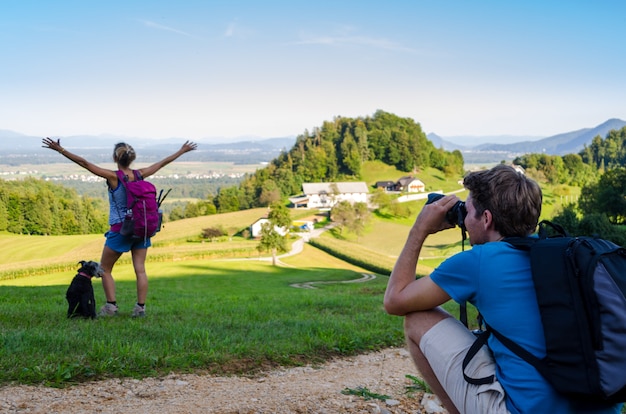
left=66, top=260, right=104, bottom=319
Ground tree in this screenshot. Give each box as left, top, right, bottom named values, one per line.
left=330, top=200, right=355, bottom=235
left=257, top=203, right=291, bottom=265
left=370, top=188, right=392, bottom=212
left=259, top=179, right=281, bottom=206
left=330, top=200, right=371, bottom=240
left=579, top=168, right=626, bottom=224
left=339, top=132, right=361, bottom=176
left=202, top=226, right=226, bottom=241
left=267, top=202, right=292, bottom=229
left=215, top=187, right=240, bottom=213
left=348, top=202, right=370, bottom=241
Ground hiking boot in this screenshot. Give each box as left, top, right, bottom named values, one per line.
left=99, top=303, right=119, bottom=316
left=131, top=304, right=146, bottom=318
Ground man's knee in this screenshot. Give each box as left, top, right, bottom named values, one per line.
left=404, top=307, right=453, bottom=341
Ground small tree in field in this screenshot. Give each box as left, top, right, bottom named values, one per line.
left=257, top=222, right=287, bottom=265
left=257, top=203, right=291, bottom=265
left=201, top=226, right=226, bottom=242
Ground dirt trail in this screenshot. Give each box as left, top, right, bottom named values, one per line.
left=0, top=347, right=448, bottom=413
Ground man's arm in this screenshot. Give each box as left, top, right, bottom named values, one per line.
left=384, top=196, right=458, bottom=315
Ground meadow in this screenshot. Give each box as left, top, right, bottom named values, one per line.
left=0, top=162, right=579, bottom=388
left=0, top=204, right=422, bottom=388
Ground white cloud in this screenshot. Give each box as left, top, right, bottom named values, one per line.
left=294, top=26, right=416, bottom=53
left=140, top=20, right=195, bottom=38
left=223, top=20, right=254, bottom=39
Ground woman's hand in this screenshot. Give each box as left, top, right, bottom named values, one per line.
left=180, top=141, right=198, bottom=153
left=42, top=137, right=64, bottom=153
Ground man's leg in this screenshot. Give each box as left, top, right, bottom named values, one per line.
left=404, top=308, right=460, bottom=414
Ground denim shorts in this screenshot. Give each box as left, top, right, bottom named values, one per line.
left=105, top=231, right=151, bottom=253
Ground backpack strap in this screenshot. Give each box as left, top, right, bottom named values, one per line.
left=537, top=220, right=569, bottom=239
left=462, top=330, right=494, bottom=385
left=116, top=170, right=137, bottom=210
left=116, top=169, right=143, bottom=183
left=488, top=325, right=553, bottom=381
left=463, top=324, right=552, bottom=386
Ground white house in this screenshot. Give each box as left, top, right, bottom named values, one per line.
left=289, top=182, right=369, bottom=209
left=250, top=218, right=288, bottom=238
left=396, top=176, right=425, bottom=193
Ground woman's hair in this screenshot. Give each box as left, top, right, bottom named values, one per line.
left=463, top=164, right=542, bottom=237
left=113, top=143, right=136, bottom=168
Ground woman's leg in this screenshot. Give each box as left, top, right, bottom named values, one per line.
left=131, top=248, right=149, bottom=305
left=100, top=245, right=123, bottom=303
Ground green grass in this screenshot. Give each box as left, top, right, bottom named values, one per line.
left=0, top=258, right=404, bottom=386
left=360, top=161, right=464, bottom=193
left=0, top=171, right=577, bottom=389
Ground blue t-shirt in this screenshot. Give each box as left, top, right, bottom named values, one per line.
left=431, top=241, right=621, bottom=414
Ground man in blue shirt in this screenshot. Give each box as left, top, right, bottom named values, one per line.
left=384, top=165, right=621, bottom=413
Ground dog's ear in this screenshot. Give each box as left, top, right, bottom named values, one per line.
left=78, top=260, right=86, bottom=266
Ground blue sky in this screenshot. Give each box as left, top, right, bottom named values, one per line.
left=1, top=1, right=625, bottom=142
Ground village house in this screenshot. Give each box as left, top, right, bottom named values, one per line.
left=374, top=180, right=396, bottom=192
left=249, top=218, right=288, bottom=238
left=289, top=182, right=369, bottom=209
left=396, top=176, right=425, bottom=193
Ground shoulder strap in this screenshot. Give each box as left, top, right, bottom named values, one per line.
left=537, top=220, right=569, bottom=238
left=503, top=236, right=536, bottom=251
left=115, top=170, right=136, bottom=209
left=116, top=170, right=143, bottom=186
left=116, top=170, right=129, bottom=187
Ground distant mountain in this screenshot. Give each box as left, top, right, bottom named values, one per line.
left=2, top=117, right=625, bottom=165
left=427, top=118, right=626, bottom=164
left=426, top=133, right=469, bottom=151
left=0, top=130, right=295, bottom=164
left=473, top=118, right=626, bottom=155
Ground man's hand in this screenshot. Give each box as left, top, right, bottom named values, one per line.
left=411, top=195, right=459, bottom=238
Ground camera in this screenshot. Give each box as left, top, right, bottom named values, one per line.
left=425, top=193, right=467, bottom=231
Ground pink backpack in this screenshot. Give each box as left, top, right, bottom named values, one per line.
left=116, top=170, right=162, bottom=240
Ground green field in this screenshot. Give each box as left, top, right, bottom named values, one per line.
left=0, top=164, right=585, bottom=388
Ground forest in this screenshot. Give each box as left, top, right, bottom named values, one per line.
left=0, top=112, right=625, bottom=242
left=212, top=110, right=464, bottom=212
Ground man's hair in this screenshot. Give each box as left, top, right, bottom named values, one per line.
left=463, top=164, right=542, bottom=237
left=113, top=143, right=136, bottom=168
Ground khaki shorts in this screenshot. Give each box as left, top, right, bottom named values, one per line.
left=419, top=317, right=510, bottom=414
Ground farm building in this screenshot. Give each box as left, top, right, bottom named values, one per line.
left=289, top=182, right=369, bottom=209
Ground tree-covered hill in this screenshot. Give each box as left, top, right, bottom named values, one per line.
left=213, top=110, right=464, bottom=212
left=0, top=177, right=108, bottom=235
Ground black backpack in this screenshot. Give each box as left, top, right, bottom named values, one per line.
left=463, top=220, right=626, bottom=404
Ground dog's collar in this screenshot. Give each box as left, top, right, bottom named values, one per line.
left=78, top=272, right=93, bottom=279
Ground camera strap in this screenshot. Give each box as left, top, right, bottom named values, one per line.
left=458, top=228, right=470, bottom=328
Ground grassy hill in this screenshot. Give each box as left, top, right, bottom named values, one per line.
left=0, top=208, right=270, bottom=279
left=0, top=166, right=585, bottom=387
left=359, top=160, right=464, bottom=193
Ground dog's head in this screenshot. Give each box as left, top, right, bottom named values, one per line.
left=77, top=260, right=104, bottom=278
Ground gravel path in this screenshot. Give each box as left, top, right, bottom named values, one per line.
left=0, top=347, right=447, bottom=413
